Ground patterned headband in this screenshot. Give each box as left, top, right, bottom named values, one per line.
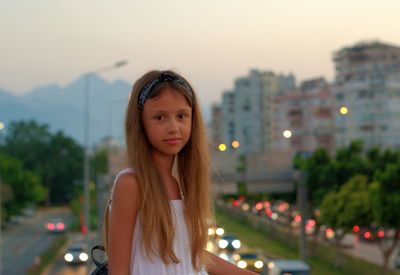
left=138, top=72, right=195, bottom=110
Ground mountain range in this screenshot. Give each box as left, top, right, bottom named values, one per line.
left=1, top=75, right=136, bottom=146
left=0, top=76, right=211, bottom=147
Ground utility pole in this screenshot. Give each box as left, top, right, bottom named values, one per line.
left=294, top=170, right=308, bottom=262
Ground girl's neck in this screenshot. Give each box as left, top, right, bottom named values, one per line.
left=151, top=152, right=175, bottom=177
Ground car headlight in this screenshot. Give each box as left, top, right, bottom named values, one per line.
left=218, top=253, right=229, bottom=261
left=216, top=228, right=224, bottom=236
left=206, top=241, right=214, bottom=252
left=254, top=260, right=264, bottom=269
left=218, top=239, right=228, bottom=249
left=232, top=240, right=241, bottom=249
left=79, top=252, right=88, bottom=262
left=64, top=253, right=73, bottom=262
left=237, top=260, right=247, bottom=269
left=208, top=228, right=215, bottom=236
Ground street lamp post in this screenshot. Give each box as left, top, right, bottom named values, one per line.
left=0, top=121, right=5, bottom=274
left=107, top=99, right=127, bottom=140
left=283, top=129, right=308, bottom=262
left=82, top=60, right=127, bottom=248
left=294, top=170, right=308, bottom=262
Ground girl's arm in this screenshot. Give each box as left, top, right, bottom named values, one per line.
left=205, top=250, right=259, bottom=275
left=108, top=173, right=140, bottom=275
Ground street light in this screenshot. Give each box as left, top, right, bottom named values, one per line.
left=339, top=106, right=348, bottom=115
left=283, top=129, right=308, bottom=262
left=283, top=129, right=292, bottom=139
left=218, top=143, right=227, bottom=152
left=231, top=140, right=240, bottom=149
left=82, top=60, right=127, bottom=245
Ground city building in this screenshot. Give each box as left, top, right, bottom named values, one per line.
left=215, top=69, right=295, bottom=154
left=273, top=77, right=335, bottom=155
left=333, top=41, right=400, bottom=149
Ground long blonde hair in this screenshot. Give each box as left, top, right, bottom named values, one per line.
left=103, top=70, right=212, bottom=270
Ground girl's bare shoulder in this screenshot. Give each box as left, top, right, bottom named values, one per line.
left=111, top=168, right=137, bottom=194
left=111, top=168, right=139, bottom=204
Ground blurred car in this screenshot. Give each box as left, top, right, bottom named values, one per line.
left=267, top=259, right=310, bottom=275
left=395, top=248, right=400, bottom=269
left=236, top=251, right=264, bottom=272
left=208, top=225, right=225, bottom=239
left=22, top=207, right=36, bottom=217
left=9, top=215, right=24, bottom=224
left=64, top=243, right=89, bottom=264
left=354, top=226, right=385, bottom=243
left=45, top=218, right=66, bottom=233
left=218, top=252, right=239, bottom=264
left=218, top=234, right=241, bottom=252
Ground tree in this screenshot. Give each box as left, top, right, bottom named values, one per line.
left=1, top=120, right=83, bottom=204
left=46, top=130, right=84, bottom=204
left=319, top=175, right=372, bottom=267
left=333, top=140, right=367, bottom=188
left=369, top=160, right=400, bottom=275
left=296, top=140, right=369, bottom=209
left=0, top=153, right=46, bottom=220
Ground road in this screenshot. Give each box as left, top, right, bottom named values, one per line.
left=225, top=201, right=400, bottom=271
left=0, top=207, right=72, bottom=275
left=42, top=232, right=99, bottom=275
left=341, top=234, right=399, bottom=269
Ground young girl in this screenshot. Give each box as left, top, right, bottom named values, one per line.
left=104, top=70, right=257, bottom=275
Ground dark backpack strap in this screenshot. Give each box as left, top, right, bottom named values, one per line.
left=91, top=245, right=107, bottom=267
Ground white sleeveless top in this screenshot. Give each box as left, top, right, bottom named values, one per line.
left=110, top=168, right=207, bottom=275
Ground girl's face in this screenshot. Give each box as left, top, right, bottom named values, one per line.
left=141, top=87, right=192, bottom=157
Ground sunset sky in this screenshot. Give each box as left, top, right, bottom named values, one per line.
left=1, top=0, right=399, bottom=105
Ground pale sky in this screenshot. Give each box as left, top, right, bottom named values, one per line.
left=1, top=0, right=399, bottom=106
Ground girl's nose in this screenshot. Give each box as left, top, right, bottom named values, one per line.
left=167, top=119, right=179, bottom=133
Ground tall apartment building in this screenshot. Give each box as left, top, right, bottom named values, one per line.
left=333, top=41, right=400, bottom=149
left=334, top=41, right=400, bottom=84
left=220, top=90, right=236, bottom=149
left=213, top=69, right=295, bottom=154
left=260, top=72, right=296, bottom=151
left=208, top=104, right=223, bottom=148
left=273, top=78, right=335, bottom=155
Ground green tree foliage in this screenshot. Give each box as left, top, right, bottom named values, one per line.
left=369, top=159, right=400, bottom=274
left=320, top=175, right=372, bottom=230
left=0, top=153, right=46, bottom=220
left=319, top=175, right=372, bottom=268
left=334, top=140, right=367, bottom=187
left=1, top=120, right=83, bottom=204
left=46, top=131, right=84, bottom=204
left=295, top=140, right=368, bottom=208
left=371, top=163, right=400, bottom=228
left=300, top=148, right=336, bottom=206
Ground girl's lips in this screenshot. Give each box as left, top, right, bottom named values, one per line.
left=164, top=138, right=182, bottom=145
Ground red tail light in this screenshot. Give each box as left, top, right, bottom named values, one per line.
left=377, top=230, right=385, bottom=238
left=47, top=223, right=55, bottom=230
left=364, top=231, right=372, bottom=239
left=353, top=225, right=360, bottom=233
left=57, top=223, right=65, bottom=230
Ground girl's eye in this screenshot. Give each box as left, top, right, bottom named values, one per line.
left=178, top=113, right=190, bottom=119
left=154, top=115, right=165, bottom=121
